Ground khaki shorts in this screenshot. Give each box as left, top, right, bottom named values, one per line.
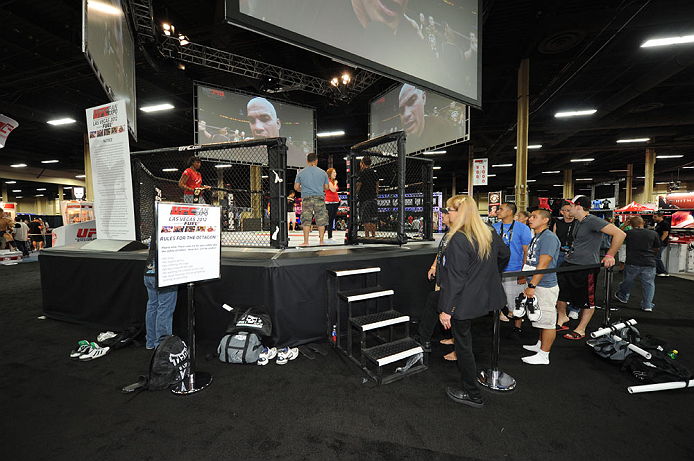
left=300, top=196, right=328, bottom=227
left=502, top=277, right=526, bottom=310
left=532, top=285, right=559, bottom=330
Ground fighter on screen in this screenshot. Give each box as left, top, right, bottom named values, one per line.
left=246, top=97, right=304, bottom=166
left=398, top=83, right=448, bottom=153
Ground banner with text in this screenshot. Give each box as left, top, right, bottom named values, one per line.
left=85, top=100, right=136, bottom=240
left=473, top=158, right=488, bottom=186
left=488, top=191, right=501, bottom=218
left=156, top=202, right=221, bottom=288
left=0, top=114, right=19, bottom=148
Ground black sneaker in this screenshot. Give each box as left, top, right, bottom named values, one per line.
left=508, top=327, right=522, bottom=341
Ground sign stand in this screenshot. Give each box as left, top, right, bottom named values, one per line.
left=478, top=310, right=517, bottom=392
left=172, top=282, right=212, bottom=395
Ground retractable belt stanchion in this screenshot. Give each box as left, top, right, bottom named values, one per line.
left=602, top=266, right=614, bottom=325
left=172, top=282, right=212, bottom=395
left=478, top=309, right=517, bottom=392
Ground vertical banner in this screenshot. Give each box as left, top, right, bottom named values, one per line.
left=0, top=114, right=19, bottom=148
left=156, top=202, right=222, bottom=288
left=473, top=158, right=488, bottom=186
left=488, top=191, right=501, bottom=218
left=85, top=100, right=136, bottom=240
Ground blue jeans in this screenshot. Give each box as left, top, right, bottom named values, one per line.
left=655, top=246, right=668, bottom=274
left=616, top=265, right=655, bottom=310
left=144, top=275, right=178, bottom=349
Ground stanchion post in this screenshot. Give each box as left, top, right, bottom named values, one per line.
left=603, top=267, right=613, bottom=325
left=478, top=310, right=517, bottom=392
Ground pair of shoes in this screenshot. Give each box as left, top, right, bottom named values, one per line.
left=96, top=331, right=117, bottom=343
left=522, top=342, right=541, bottom=353
left=70, top=340, right=91, bottom=359
left=556, top=324, right=570, bottom=332
left=508, top=327, right=522, bottom=341
left=564, top=331, right=585, bottom=341
left=522, top=352, right=550, bottom=365
left=146, top=346, right=155, bottom=350
left=613, top=293, right=628, bottom=304
left=657, top=273, right=670, bottom=277
left=641, top=306, right=653, bottom=312
left=413, top=335, right=431, bottom=353
left=568, top=311, right=579, bottom=320
left=446, top=387, right=484, bottom=408
left=257, top=346, right=278, bottom=365
left=276, top=346, right=299, bottom=365
left=79, top=342, right=110, bottom=361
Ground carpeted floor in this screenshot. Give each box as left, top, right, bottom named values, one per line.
left=1, top=262, right=693, bottom=460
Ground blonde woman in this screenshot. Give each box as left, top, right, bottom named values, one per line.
left=438, top=195, right=510, bottom=408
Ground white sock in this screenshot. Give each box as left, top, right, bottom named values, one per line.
left=538, top=349, right=549, bottom=358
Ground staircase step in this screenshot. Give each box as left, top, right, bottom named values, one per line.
left=350, top=310, right=409, bottom=331
left=362, top=338, right=423, bottom=367
left=339, top=287, right=394, bottom=302
left=329, top=267, right=381, bottom=277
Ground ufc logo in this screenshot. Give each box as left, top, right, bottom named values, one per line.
left=171, top=206, right=196, bottom=216
left=0, top=121, right=15, bottom=136
left=93, top=107, right=110, bottom=119
left=211, top=89, right=224, bottom=97
left=77, top=228, right=97, bottom=238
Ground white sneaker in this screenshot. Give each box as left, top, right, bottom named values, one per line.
left=96, top=331, right=118, bottom=343
left=522, top=342, right=542, bottom=353
left=522, top=352, right=549, bottom=365
left=70, top=340, right=92, bottom=359
left=257, top=346, right=277, bottom=366
left=79, top=342, right=110, bottom=361
left=657, top=273, right=670, bottom=277
left=276, top=346, right=299, bottom=365
left=568, top=311, right=579, bottom=320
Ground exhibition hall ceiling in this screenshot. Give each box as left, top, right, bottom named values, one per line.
left=1, top=0, right=693, bottom=200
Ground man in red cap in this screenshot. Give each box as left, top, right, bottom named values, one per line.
left=556, top=195, right=625, bottom=340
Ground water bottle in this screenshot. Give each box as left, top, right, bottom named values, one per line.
left=668, top=350, right=678, bottom=360
left=331, top=325, right=337, bottom=343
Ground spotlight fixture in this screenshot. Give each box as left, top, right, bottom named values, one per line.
left=341, top=73, right=351, bottom=85
left=555, top=110, right=597, bottom=118
left=330, top=77, right=339, bottom=87
left=178, top=34, right=189, bottom=46
left=163, top=23, right=174, bottom=36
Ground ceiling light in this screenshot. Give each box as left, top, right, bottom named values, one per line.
left=641, top=35, right=694, bottom=48
left=87, top=1, right=122, bottom=16
left=542, top=171, right=560, bottom=174
left=163, top=23, right=174, bottom=36
left=41, top=160, right=59, bottom=164
left=537, top=189, right=548, bottom=192
left=261, top=175, right=269, bottom=179
left=12, top=190, right=21, bottom=192
left=492, top=164, right=513, bottom=167
left=178, top=34, right=189, bottom=46
left=215, top=164, right=232, bottom=169
left=140, top=103, right=174, bottom=112
left=75, top=174, right=86, bottom=178
left=514, top=145, right=542, bottom=149
left=616, top=138, right=650, bottom=143
left=555, top=110, right=597, bottom=118
left=341, top=73, right=351, bottom=85
left=11, top=163, right=27, bottom=168
left=527, top=179, right=536, bottom=182
left=16, top=196, right=23, bottom=199
left=571, top=158, right=595, bottom=162
left=576, top=178, right=593, bottom=181
left=553, top=184, right=563, bottom=187
left=683, top=166, right=694, bottom=169
left=330, top=77, right=339, bottom=87
left=656, top=155, right=683, bottom=159
left=637, top=176, right=645, bottom=179
left=5, top=181, right=16, bottom=184
left=64, top=186, right=72, bottom=189
left=356, top=156, right=364, bottom=160
left=316, top=130, right=345, bottom=137
left=433, top=166, right=441, bottom=170
left=610, top=169, right=628, bottom=172
left=423, top=150, right=446, bottom=155
left=35, top=194, right=44, bottom=197
left=162, top=168, right=178, bottom=172
left=47, top=118, right=76, bottom=125
left=656, top=182, right=669, bottom=184
left=487, top=174, right=496, bottom=177
left=432, top=176, right=438, bottom=179
left=36, top=188, right=46, bottom=191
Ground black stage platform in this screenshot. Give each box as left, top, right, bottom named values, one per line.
left=40, top=242, right=438, bottom=347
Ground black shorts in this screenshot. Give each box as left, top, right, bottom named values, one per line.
left=30, top=235, right=43, bottom=242
left=359, top=200, right=378, bottom=223
left=557, top=261, right=600, bottom=308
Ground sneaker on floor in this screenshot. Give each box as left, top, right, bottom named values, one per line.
left=508, top=328, right=522, bottom=341
left=522, top=342, right=542, bottom=353
left=96, top=331, right=118, bottom=343
left=257, top=346, right=278, bottom=365
left=276, top=346, right=299, bottom=365
left=522, top=352, right=549, bottom=365
left=70, top=340, right=92, bottom=359
left=79, top=342, right=110, bottom=361
left=641, top=306, right=653, bottom=312
left=613, top=293, right=628, bottom=304
left=568, top=311, right=579, bottom=320
left=657, top=273, right=669, bottom=277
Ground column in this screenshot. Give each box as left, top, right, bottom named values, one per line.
left=644, top=145, right=655, bottom=205
left=625, top=164, right=633, bottom=204
left=250, top=165, right=262, bottom=218
left=563, top=169, right=573, bottom=200
left=84, top=134, right=94, bottom=201
left=515, top=58, right=530, bottom=211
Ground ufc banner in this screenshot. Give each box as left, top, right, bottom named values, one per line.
left=0, top=114, right=19, bottom=149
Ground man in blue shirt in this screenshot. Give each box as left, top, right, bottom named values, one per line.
left=520, top=209, right=561, bottom=365
left=492, top=202, right=533, bottom=339
left=294, top=153, right=329, bottom=246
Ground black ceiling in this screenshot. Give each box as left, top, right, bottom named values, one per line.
left=1, top=0, right=694, bottom=202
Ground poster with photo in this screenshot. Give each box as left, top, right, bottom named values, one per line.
left=488, top=191, right=501, bottom=218
left=156, top=202, right=221, bottom=288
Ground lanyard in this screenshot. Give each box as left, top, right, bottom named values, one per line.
left=498, top=221, right=515, bottom=246
left=527, top=229, right=547, bottom=262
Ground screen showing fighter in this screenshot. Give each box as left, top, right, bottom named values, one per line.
left=370, top=83, right=468, bottom=154
left=196, top=84, right=314, bottom=168
left=228, top=0, right=480, bottom=105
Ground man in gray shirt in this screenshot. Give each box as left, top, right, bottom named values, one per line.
left=294, top=153, right=329, bottom=246
left=556, top=195, right=625, bottom=340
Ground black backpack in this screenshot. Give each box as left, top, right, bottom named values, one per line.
left=122, top=335, right=190, bottom=393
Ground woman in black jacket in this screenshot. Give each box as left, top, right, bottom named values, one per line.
left=438, top=195, right=510, bottom=408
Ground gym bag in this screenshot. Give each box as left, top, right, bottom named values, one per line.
left=218, top=332, right=262, bottom=364
left=621, top=335, right=693, bottom=384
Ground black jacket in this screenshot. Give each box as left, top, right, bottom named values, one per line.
left=438, top=230, right=510, bottom=320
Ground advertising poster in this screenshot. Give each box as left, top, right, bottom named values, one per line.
left=0, top=114, right=19, bottom=148
left=473, top=158, right=488, bottom=186
left=488, top=191, right=501, bottom=218
left=85, top=100, right=136, bottom=240
left=156, top=202, right=221, bottom=288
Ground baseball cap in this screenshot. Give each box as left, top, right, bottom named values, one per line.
left=568, top=195, right=591, bottom=210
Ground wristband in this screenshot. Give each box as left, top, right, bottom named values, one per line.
left=604, top=254, right=614, bottom=259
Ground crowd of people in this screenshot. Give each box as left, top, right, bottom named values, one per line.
left=0, top=207, right=50, bottom=257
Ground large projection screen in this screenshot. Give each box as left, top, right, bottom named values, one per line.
left=226, top=0, right=481, bottom=107
left=82, top=0, right=138, bottom=140
left=370, top=83, right=469, bottom=154
left=195, top=83, right=316, bottom=168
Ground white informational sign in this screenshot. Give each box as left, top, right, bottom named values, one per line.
left=0, top=114, right=19, bottom=148
left=85, top=100, right=136, bottom=240
left=52, top=220, right=98, bottom=247
left=156, top=202, right=221, bottom=288
left=473, top=158, right=488, bottom=186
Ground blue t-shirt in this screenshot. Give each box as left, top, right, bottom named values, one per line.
left=492, top=221, right=532, bottom=271
left=525, top=230, right=561, bottom=288
left=295, top=166, right=329, bottom=197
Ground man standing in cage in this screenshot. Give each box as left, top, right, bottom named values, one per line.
left=294, top=153, right=330, bottom=247
left=357, top=156, right=379, bottom=238
left=179, top=156, right=211, bottom=204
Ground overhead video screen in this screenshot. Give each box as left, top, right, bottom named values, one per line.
left=226, top=0, right=481, bottom=107
left=82, top=0, right=137, bottom=140
left=195, top=83, right=315, bottom=168
left=370, top=83, right=469, bottom=154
